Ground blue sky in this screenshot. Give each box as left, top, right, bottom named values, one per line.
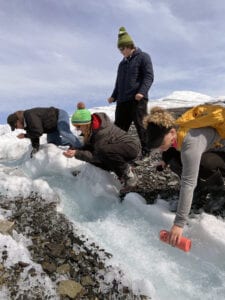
left=1, top=0, right=225, bottom=123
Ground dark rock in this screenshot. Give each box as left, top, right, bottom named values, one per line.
left=41, top=261, right=57, bottom=274
left=0, top=194, right=148, bottom=299
left=18, top=261, right=30, bottom=268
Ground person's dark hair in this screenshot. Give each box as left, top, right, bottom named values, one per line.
left=125, top=44, right=135, bottom=49
left=7, top=111, right=24, bottom=131
left=7, top=113, right=18, bottom=131
left=143, top=107, right=176, bottom=149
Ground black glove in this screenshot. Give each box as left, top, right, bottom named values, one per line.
left=30, top=147, right=39, bottom=158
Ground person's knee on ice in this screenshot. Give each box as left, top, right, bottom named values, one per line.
left=97, top=150, right=138, bottom=187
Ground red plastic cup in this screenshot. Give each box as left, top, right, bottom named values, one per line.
left=159, top=230, right=192, bottom=252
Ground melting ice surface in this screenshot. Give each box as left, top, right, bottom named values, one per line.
left=0, top=91, right=225, bottom=299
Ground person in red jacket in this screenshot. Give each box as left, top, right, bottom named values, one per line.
left=63, top=102, right=140, bottom=188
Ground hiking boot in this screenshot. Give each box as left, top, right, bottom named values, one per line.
left=122, top=166, right=138, bottom=188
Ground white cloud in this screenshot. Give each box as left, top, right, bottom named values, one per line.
left=0, top=0, right=225, bottom=119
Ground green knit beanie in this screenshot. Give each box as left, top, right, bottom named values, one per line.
left=117, top=26, right=134, bottom=48
left=71, top=107, right=91, bottom=125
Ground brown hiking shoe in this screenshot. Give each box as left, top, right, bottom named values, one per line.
left=122, top=166, right=138, bottom=188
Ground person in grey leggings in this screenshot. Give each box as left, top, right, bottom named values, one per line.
left=144, top=106, right=225, bottom=247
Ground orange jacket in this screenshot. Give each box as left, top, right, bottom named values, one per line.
left=175, top=104, right=225, bottom=149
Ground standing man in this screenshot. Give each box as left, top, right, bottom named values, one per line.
left=108, top=26, right=154, bottom=159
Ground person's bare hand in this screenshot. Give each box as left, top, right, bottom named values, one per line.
left=17, top=133, right=25, bottom=139
left=168, top=225, right=183, bottom=247
left=63, top=149, right=76, bottom=158
left=107, top=97, right=114, bottom=104
left=135, top=93, right=144, bottom=101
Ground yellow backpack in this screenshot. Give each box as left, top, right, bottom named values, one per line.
left=175, top=104, right=225, bottom=149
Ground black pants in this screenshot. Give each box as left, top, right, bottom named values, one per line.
left=162, top=147, right=225, bottom=181
left=115, top=99, right=149, bottom=154
left=90, top=142, right=140, bottom=178
left=199, top=152, right=225, bottom=178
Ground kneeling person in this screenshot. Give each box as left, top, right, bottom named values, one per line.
left=63, top=103, right=140, bottom=188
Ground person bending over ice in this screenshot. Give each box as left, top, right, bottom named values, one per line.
left=144, top=106, right=225, bottom=246
left=63, top=102, right=140, bottom=189
left=7, top=107, right=81, bottom=157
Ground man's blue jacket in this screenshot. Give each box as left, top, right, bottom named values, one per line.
left=111, top=48, right=154, bottom=103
